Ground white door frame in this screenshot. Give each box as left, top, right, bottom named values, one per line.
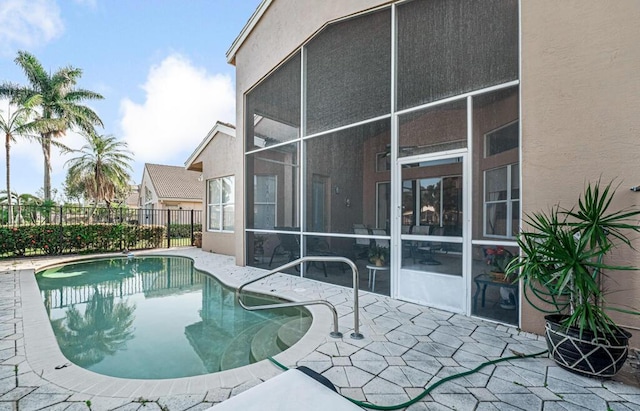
left=391, top=149, right=470, bottom=314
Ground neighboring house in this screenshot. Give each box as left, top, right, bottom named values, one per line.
left=124, top=185, right=140, bottom=209
left=185, top=122, right=237, bottom=256
left=139, top=163, right=202, bottom=211
left=222, top=0, right=640, bottom=344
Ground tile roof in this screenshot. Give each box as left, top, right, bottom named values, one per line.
left=145, top=163, right=201, bottom=200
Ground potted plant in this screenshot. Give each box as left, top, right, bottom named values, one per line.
left=193, top=231, right=202, bottom=248
left=369, top=244, right=389, bottom=267
left=486, top=246, right=516, bottom=283
left=485, top=246, right=518, bottom=309
left=507, top=180, right=640, bottom=378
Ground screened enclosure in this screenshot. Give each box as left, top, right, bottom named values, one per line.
left=242, top=0, right=520, bottom=325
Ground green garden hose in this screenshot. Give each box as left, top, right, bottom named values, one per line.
left=268, top=348, right=549, bottom=410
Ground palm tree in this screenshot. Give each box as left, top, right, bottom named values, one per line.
left=0, top=190, right=42, bottom=224
left=65, top=132, right=133, bottom=210
left=0, top=51, right=104, bottom=202
left=0, top=99, right=38, bottom=224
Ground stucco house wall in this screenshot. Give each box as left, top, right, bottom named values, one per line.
left=187, top=123, right=237, bottom=256
left=520, top=0, right=640, bottom=342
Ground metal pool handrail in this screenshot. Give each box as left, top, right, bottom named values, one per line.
left=236, top=256, right=363, bottom=340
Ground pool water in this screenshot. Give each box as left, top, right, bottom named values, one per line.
left=36, top=256, right=311, bottom=379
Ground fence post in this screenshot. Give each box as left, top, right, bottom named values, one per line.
left=190, top=209, right=195, bottom=246
left=167, top=209, right=171, bottom=248
left=58, top=205, right=63, bottom=255
left=119, top=207, right=124, bottom=251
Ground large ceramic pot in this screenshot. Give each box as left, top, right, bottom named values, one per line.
left=544, top=314, right=632, bottom=378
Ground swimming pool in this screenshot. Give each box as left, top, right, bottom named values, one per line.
left=36, top=256, right=311, bottom=379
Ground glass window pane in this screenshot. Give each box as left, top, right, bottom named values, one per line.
left=208, top=205, right=221, bottom=231
left=511, top=164, right=519, bottom=199
left=485, top=203, right=507, bottom=236
left=245, top=52, right=301, bottom=150
left=208, top=179, right=220, bottom=205
left=485, top=122, right=519, bottom=157
left=223, top=205, right=234, bottom=231
left=511, top=200, right=520, bottom=236
left=485, top=168, right=507, bottom=201
left=398, top=99, right=467, bottom=158
left=397, top=0, right=518, bottom=110
left=246, top=142, right=299, bottom=230
left=376, top=182, right=390, bottom=231
left=400, top=239, right=462, bottom=276
left=419, top=178, right=441, bottom=226
left=254, top=205, right=276, bottom=230
left=305, top=8, right=391, bottom=135
left=442, top=176, right=463, bottom=237
left=305, top=119, right=390, bottom=234
left=222, top=177, right=234, bottom=204
left=402, top=180, right=415, bottom=226
left=255, top=175, right=277, bottom=203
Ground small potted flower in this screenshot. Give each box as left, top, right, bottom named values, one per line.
left=485, top=246, right=516, bottom=283
left=369, top=244, right=389, bottom=267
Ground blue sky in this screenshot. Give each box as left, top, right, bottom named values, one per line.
left=0, top=0, right=261, bottom=199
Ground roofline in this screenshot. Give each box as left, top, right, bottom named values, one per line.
left=226, top=0, right=272, bottom=65
left=156, top=197, right=203, bottom=203
left=184, top=122, right=236, bottom=169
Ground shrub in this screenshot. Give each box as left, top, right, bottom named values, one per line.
left=0, top=223, right=166, bottom=257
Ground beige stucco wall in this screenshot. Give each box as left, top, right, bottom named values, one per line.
left=192, top=130, right=237, bottom=256
left=520, top=0, right=640, bottom=344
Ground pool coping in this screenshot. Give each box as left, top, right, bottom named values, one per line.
left=19, top=249, right=336, bottom=399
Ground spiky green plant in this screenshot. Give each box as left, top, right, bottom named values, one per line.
left=507, top=180, right=640, bottom=341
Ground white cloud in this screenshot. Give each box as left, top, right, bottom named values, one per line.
left=119, top=54, right=235, bottom=165
left=0, top=0, right=64, bottom=55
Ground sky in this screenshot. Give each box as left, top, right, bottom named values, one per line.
left=0, top=0, right=262, bottom=199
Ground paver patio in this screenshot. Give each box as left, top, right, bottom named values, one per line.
left=1, top=248, right=639, bottom=410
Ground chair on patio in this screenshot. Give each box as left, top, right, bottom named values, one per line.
left=269, top=231, right=301, bottom=268
left=413, top=225, right=443, bottom=265
left=306, top=237, right=345, bottom=277
left=371, top=228, right=389, bottom=248
left=353, top=227, right=371, bottom=261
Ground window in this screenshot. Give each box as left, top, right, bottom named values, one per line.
left=207, top=176, right=234, bottom=232
left=254, top=175, right=277, bottom=229
left=484, top=164, right=518, bottom=237
left=485, top=121, right=519, bottom=157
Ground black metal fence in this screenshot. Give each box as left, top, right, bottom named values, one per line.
left=0, top=204, right=203, bottom=258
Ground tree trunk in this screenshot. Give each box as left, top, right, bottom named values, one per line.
left=42, top=133, right=52, bottom=202
left=5, top=133, right=13, bottom=224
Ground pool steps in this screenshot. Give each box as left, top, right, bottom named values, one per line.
left=219, top=316, right=311, bottom=370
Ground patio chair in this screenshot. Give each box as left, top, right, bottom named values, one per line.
left=415, top=226, right=443, bottom=265
left=353, top=227, right=371, bottom=261
left=269, top=231, right=301, bottom=268
left=306, top=237, right=346, bottom=277
left=371, top=228, right=389, bottom=248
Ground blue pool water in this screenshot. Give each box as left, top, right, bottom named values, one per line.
left=36, top=256, right=311, bottom=379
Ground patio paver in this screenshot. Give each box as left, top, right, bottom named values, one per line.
left=0, top=248, right=639, bottom=410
